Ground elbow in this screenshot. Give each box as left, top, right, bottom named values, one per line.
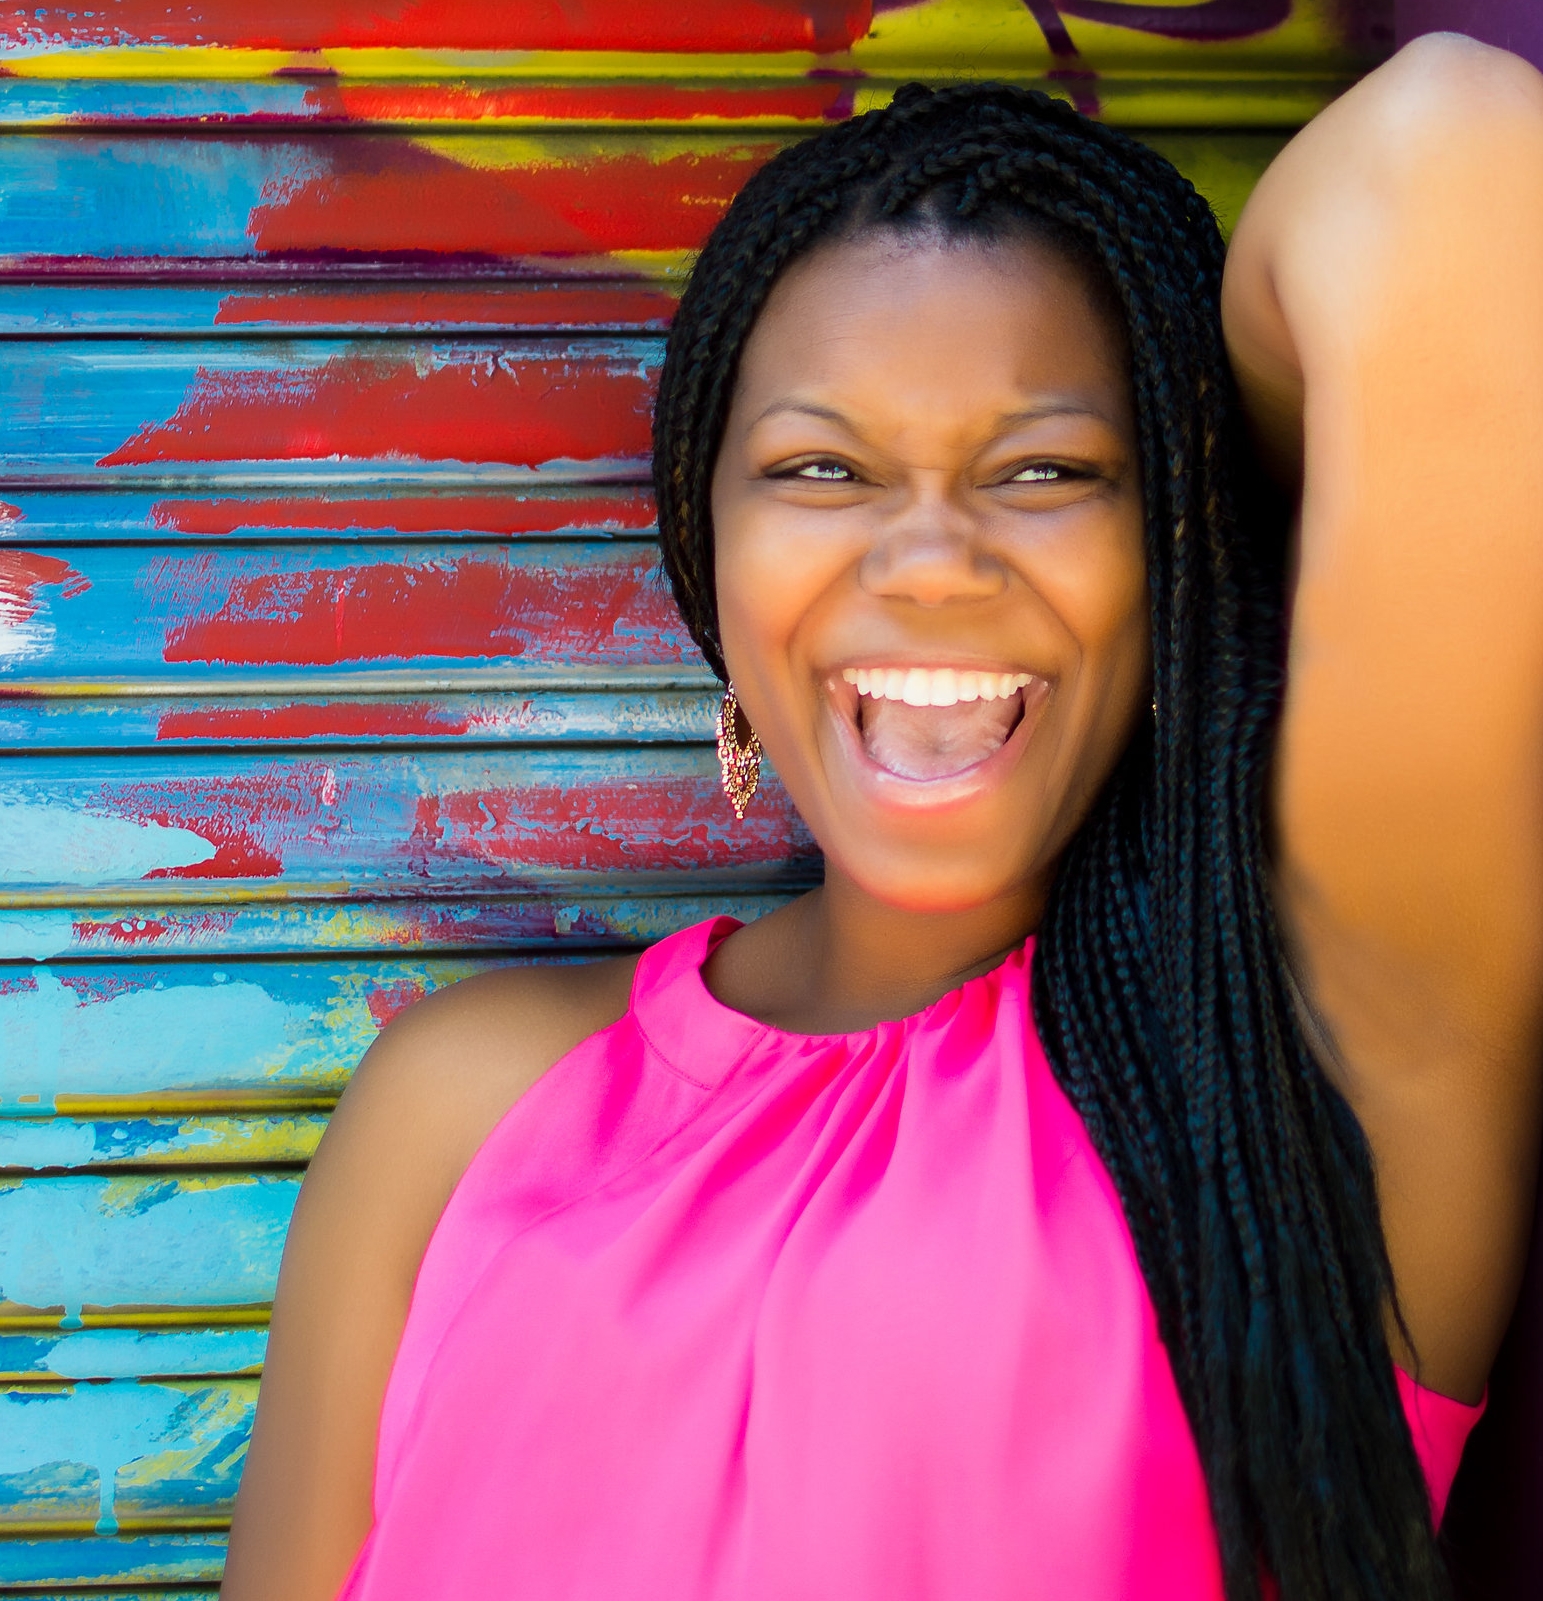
left=1360, top=33, right=1543, bottom=163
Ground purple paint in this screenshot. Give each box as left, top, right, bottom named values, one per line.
left=1395, top=0, right=1543, bottom=66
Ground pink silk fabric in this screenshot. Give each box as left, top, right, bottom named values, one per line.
left=339, top=917, right=1481, bottom=1601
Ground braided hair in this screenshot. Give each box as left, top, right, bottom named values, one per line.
left=651, top=83, right=1449, bottom=1601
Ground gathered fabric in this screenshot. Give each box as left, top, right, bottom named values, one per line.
left=339, top=917, right=1480, bottom=1601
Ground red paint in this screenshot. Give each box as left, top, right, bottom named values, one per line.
left=0, top=501, right=22, bottom=524
left=156, top=702, right=475, bottom=741
left=247, top=142, right=779, bottom=258
left=1, top=0, right=871, bottom=52
left=0, top=550, right=91, bottom=625
left=148, top=490, right=655, bottom=536
left=366, top=977, right=429, bottom=1030
left=328, top=81, right=856, bottom=124
left=410, top=776, right=816, bottom=873
left=68, top=916, right=175, bottom=947
left=214, top=284, right=677, bottom=329
left=59, top=970, right=160, bottom=1002
left=99, top=351, right=654, bottom=468
left=72, top=911, right=231, bottom=947
left=112, top=767, right=363, bottom=879
left=159, top=551, right=687, bottom=668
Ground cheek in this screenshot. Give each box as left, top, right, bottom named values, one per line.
left=1031, top=514, right=1149, bottom=679
left=711, top=502, right=854, bottom=677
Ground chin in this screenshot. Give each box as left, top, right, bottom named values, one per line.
left=839, top=851, right=1036, bottom=918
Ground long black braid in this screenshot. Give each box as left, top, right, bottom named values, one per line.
left=651, top=83, right=1449, bottom=1601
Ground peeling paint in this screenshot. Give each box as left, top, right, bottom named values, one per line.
left=0, top=802, right=216, bottom=886
left=0, top=1174, right=296, bottom=1322
left=1, top=1326, right=267, bottom=1381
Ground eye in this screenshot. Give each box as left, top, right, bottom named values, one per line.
left=1004, top=462, right=1072, bottom=484
left=775, top=458, right=857, bottom=482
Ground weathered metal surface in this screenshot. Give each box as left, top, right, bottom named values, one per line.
left=0, top=338, right=661, bottom=484
left=0, top=1173, right=296, bottom=1324
left=0, top=958, right=489, bottom=1113
left=0, top=1530, right=225, bottom=1589
left=0, top=133, right=782, bottom=278
left=0, top=689, right=718, bottom=753
left=0, top=130, right=1286, bottom=284
left=0, top=1377, right=257, bottom=1531
left=0, top=1115, right=328, bottom=1172
left=0, top=0, right=877, bottom=56
left=0, top=887, right=809, bottom=962
left=0, top=486, right=658, bottom=543
left=0, top=749, right=816, bottom=889
left=0, top=540, right=691, bottom=679
left=0, top=281, right=680, bottom=334
left=0, top=1328, right=266, bottom=1382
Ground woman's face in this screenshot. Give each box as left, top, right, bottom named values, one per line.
left=711, top=230, right=1149, bottom=915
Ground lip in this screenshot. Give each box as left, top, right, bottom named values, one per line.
left=821, top=663, right=1051, bottom=811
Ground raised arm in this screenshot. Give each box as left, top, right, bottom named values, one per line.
left=1223, top=34, right=1543, bottom=1403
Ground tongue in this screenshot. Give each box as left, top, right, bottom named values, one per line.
left=860, top=694, right=1021, bottom=780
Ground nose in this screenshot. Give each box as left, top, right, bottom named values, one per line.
left=858, top=495, right=1008, bottom=607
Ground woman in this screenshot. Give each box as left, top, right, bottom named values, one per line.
left=223, top=34, right=1543, bottom=1601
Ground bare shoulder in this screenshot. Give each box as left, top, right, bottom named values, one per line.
left=307, top=952, right=642, bottom=1264
left=336, top=954, right=641, bottom=1186
left=221, top=952, right=639, bottom=1601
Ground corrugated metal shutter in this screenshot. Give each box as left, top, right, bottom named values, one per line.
left=0, top=4, right=1385, bottom=1595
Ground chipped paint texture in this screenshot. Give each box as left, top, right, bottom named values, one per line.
left=0, top=1174, right=297, bottom=1321
left=0, top=1378, right=257, bottom=1531
left=0, top=960, right=483, bottom=1106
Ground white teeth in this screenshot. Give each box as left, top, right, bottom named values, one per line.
left=841, top=667, right=1034, bottom=705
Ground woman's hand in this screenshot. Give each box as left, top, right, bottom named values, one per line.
left=1224, top=33, right=1543, bottom=1403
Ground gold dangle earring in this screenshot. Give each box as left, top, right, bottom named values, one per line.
left=716, top=682, right=762, bottom=820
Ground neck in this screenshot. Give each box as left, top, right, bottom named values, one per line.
left=705, top=865, right=1047, bottom=1035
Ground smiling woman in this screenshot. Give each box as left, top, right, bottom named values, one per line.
left=222, top=36, right=1543, bottom=1601
left=706, top=230, right=1146, bottom=926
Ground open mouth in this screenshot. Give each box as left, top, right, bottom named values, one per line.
left=839, top=666, right=1045, bottom=782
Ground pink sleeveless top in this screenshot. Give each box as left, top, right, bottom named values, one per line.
left=339, top=917, right=1481, bottom=1601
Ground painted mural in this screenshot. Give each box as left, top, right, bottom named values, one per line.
left=0, top=3, right=1387, bottom=1594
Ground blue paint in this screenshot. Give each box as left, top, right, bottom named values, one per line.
left=0, top=889, right=806, bottom=959
left=0, top=1112, right=326, bottom=1170
left=0, top=1529, right=226, bottom=1587
left=0, top=909, right=74, bottom=961
left=0, top=336, right=660, bottom=478
left=0, top=1174, right=297, bottom=1320
left=0, top=136, right=322, bottom=261
left=1, top=1326, right=268, bottom=1380
left=0, top=487, right=658, bottom=544
left=0, top=77, right=323, bottom=126
left=0, top=689, right=718, bottom=752
left=0, top=745, right=815, bottom=892
left=0, top=1377, right=257, bottom=1528
left=0, top=959, right=480, bottom=1103
left=0, top=802, right=216, bottom=885
left=0, top=540, right=697, bottom=680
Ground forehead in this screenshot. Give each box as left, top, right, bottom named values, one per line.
left=731, top=229, right=1132, bottom=428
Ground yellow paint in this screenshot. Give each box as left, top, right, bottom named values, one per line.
left=57, top=1092, right=337, bottom=1117
left=0, top=1308, right=271, bottom=1331
left=0, top=1, right=1370, bottom=85
left=0, top=1513, right=234, bottom=1534
left=410, top=132, right=784, bottom=172
left=852, top=0, right=1360, bottom=72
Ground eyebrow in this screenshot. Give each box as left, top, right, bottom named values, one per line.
left=749, top=398, right=1115, bottom=431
